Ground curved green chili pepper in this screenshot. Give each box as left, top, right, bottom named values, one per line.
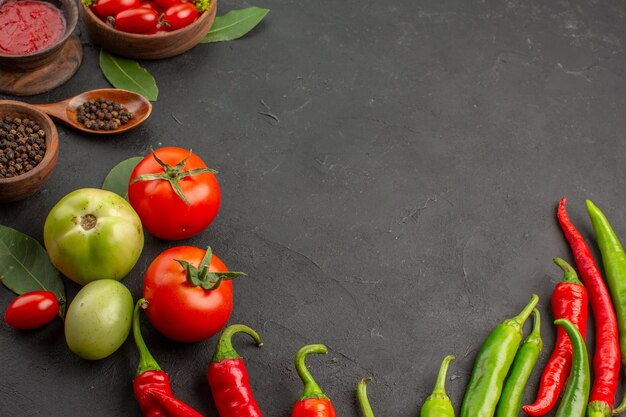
left=460, top=294, right=539, bottom=417
left=357, top=377, right=375, bottom=417
left=420, top=355, right=455, bottom=417
left=586, top=200, right=626, bottom=416
left=554, top=318, right=590, bottom=417
left=495, top=309, right=543, bottom=417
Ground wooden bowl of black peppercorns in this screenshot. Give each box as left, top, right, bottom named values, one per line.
left=0, top=101, right=59, bottom=203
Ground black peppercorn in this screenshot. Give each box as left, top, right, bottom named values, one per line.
left=0, top=116, right=46, bottom=178
left=76, top=97, right=134, bottom=131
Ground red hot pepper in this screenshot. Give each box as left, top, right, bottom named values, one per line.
left=291, top=344, right=336, bottom=417
left=208, top=324, right=264, bottom=417
left=523, top=258, right=588, bottom=416
left=133, top=298, right=204, bottom=417
left=557, top=198, right=619, bottom=417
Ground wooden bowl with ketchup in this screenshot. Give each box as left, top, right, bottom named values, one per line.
left=79, top=0, right=217, bottom=60
left=0, top=0, right=78, bottom=70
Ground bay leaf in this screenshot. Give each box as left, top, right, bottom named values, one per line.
left=201, top=7, right=269, bottom=43
left=0, top=225, right=66, bottom=315
left=102, top=156, right=143, bottom=199
left=99, top=49, right=158, bottom=101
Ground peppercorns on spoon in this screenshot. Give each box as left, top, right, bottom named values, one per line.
left=29, top=88, right=152, bottom=135
left=77, top=97, right=134, bottom=131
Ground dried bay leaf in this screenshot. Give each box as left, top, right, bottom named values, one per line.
left=201, top=7, right=269, bottom=43
left=102, top=156, right=143, bottom=199
left=99, top=50, right=158, bottom=101
left=0, top=225, right=66, bottom=315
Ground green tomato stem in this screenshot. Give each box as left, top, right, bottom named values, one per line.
left=129, top=151, right=217, bottom=206
left=176, top=247, right=246, bottom=290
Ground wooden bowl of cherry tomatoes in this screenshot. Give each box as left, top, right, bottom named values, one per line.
left=79, top=0, right=216, bottom=59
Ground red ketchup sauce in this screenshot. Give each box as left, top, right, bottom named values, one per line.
left=0, top=0, right=66, bottom=55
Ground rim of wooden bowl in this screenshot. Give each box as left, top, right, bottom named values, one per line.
left=0, top=101, right=59, bottom=187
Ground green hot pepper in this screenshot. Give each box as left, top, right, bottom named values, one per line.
left=460, top=294, right=539, bottom=417
left=420, top=355, right=455, bottom=417
left=586, top=200, right=626, bottom=415
left=495, top=309, right=542, bottom=417
left=553, top=318, right=590, bottom=417
left=357, top=377, right=375, bottom=417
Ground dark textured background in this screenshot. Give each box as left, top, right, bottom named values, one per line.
left=2, top=0, right=626, bottom=415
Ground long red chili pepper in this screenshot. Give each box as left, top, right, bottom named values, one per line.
left=208, top=324, right=263, bottom=417
left=133, top=299, right=204, bottom=417
left=557, top=197, right=619, bottom=417
left=292, top=344, right=336, bottom=417
left=523, top=258, right=588, bottom=416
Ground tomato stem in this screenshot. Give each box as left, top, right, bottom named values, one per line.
left=129, top=150, right=218, bottom=206
left=158, top=13, right=170, bottom=26
left=176, top=247, right=246, bottom=290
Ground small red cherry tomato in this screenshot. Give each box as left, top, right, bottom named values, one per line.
left=139, top=1, right=161, bottom=12
left=143, top=246, right=239, bottom=342
left=154, top=0, right=180, bottom=10
left=94, top=0, right=140, bottom=18
left=4, top=291, right=60, bottom=330
left=162, top=2, right=198, bottom=31
left=113, top=8, right=159, bottom=34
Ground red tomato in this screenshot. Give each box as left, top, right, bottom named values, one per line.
left=139, top=1, right=161, bottom=12
left=143, top=246, right=234, bottom=342
left=154, top=0, right=180, bottom=10
left=128, top=147, right=220, bottom=240
left=113, top=8, right=159, bottom=34
left=94, top=0, right=140, bottom=18
left=162, top=2, right=198, bottom=30
left=4, top=291, right=59, bottom=330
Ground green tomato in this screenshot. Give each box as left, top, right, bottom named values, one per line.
left=44, top=188, right=144, bottom=285
left=65, top=279, right=133, bottom=360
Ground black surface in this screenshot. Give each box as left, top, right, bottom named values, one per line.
left=2, top=0, right=626, bottom=416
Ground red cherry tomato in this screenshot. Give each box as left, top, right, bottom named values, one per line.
left=162, top=2, right=198, bottom=31
left=143, top=246, right=234, bottom=342
left=4, top=291, right=59, bottom=330
left=94, top=0, right=140, bottom=18
left=139, top=1, right=161, bottom=12
left=154, top=0, right=180, bottom=10
left=128, top=147, right=220, bottom=240
left=113, top=7, right=159, bottom=34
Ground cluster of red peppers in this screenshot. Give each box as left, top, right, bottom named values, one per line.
left=548, top=197, right=621, bottom=417
left=132, top=297, right=340, bottom=417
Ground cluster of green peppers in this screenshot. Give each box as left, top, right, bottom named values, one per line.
left=354, top=292, right=590, bottom=417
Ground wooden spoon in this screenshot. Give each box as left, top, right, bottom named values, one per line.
left=32, top=88, right=152, bottom=135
